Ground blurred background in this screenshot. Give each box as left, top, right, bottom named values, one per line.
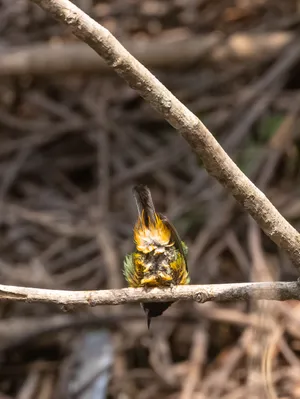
left=1, top=0, right=300, bottom=398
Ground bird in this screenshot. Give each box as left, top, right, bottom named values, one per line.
left=123, top=184, right=190, bottom=328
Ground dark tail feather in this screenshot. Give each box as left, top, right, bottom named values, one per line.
left=133, top=185, right=156, bottom=227
left=147, top=313, right=151, bottom=329
left=142, top=302, right=174, bottom=329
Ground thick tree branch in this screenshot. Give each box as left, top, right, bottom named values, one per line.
left=0, top=282, right=299, bottom=306
left=29, top=0, right=300, bottom=271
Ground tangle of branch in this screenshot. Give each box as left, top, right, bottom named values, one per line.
left=28, top=0, right=300, bottom=272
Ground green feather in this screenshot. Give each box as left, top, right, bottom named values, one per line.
left=181, top=241, right=188, bottom=258
left=123, top=253, right=141, bottom=287
left=123, top=253, right=134, bottom=280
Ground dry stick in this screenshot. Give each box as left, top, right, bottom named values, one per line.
left=201, top=329, right=252, bottom=398
left=179, top=325, right=208, bottom=399
left=93, top=129, right=123, bottom=289
left=16, top=369, right=40, bottom=399
left=0, top=32, right=293, bottom=76
left=0, top=309, right=266, bottom=353
left=247, top=220, right=279, bottom=398
left=246, top=118, right=287, bottom=395
left=30, top=0, right=300, bottom=273
left=0, top=282, right=299, bottom=306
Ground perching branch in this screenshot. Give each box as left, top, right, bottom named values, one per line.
left=29, top=0, right=300, bottom=272
left=0, top=282, right=299, bottom=306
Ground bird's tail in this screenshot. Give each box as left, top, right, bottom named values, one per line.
left=142, top=302, right=174, bottom=329
left=133, top=184, right=156, bottom=227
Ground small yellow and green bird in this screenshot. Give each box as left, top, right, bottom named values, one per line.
left=123, top=184, right=190, bottom=328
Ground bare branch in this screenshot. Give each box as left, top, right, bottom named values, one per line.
left=0, top=282, right=299, bottom=307
left=28, top=0, right=300, bottom=271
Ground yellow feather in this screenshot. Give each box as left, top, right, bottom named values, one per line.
left=133, top=211, right=172, bottom=254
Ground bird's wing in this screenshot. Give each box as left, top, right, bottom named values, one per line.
left=158, top=213, right=188, bottom=271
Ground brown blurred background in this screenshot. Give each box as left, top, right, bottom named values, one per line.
left=1, top=0, right=300, bottom=398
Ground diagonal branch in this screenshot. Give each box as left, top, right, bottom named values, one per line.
left=29, top=0, right=300, bottom=272
left=0, top=282, right=299, bottom=306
